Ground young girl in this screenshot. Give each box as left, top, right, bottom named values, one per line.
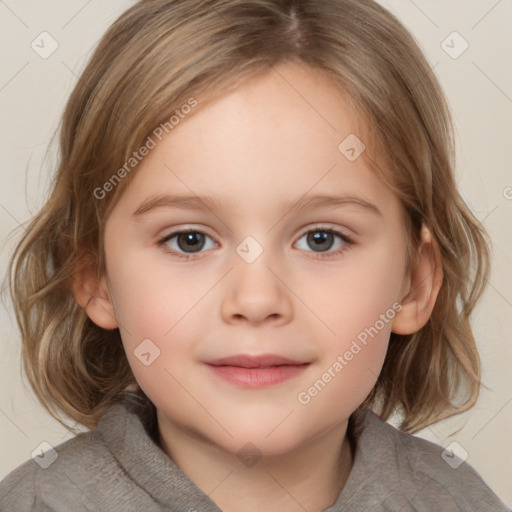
left=0, top=0, right=508, bottom=510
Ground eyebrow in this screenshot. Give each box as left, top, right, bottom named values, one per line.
left=132, top=193, right=382, bottom=218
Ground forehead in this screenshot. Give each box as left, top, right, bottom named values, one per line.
left=111, top=61, right=397, bottom=219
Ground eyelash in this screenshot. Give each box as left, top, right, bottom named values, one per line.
left=156, top=226, right=354, bottom=261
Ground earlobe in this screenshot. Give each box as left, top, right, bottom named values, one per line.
left=71, top=256, right=119, bottom=330
left=391, top=225, right=443, bottom=335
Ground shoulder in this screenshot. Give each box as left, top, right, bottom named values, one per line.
left=0, top=428, right=110, bottom=511
left=342, top=411, right=509, bottom=511
left=0, top=399, right=217, bottom=512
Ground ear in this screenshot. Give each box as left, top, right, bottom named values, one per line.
left=391, top=225, right=443, bottom=335
left=71, top=255, right=119, bottom=330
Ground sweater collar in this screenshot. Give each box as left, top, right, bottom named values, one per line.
left=97, top=398, right=387, bottom=511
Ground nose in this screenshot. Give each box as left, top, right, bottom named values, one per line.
left=220, top=253, right=293, bottom=327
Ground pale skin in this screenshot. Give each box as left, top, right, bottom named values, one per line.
left=74, top=62, right=443, bottom=512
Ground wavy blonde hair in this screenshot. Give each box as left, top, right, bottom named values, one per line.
left=8, top=0, right=490, bottom=433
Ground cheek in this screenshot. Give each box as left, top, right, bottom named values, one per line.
left=105, top=251, right=214, bottom=404
left=294, top=241, right=404, bottom=403
left=295, top=295, right=395, bottom=429
left=299, top=239, right=405, bottom=343
left=107, top=249, right=216, bottom=341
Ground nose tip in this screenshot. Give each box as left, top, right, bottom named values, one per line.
left=220, top=260, right=293, bottom=327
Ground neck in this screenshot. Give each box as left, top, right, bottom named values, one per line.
left=157, top=414, right=354, bottom=512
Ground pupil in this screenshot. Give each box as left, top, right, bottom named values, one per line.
left=178, top=232, right=205, bottom=253
left=308, top=231, right=333, bottom=252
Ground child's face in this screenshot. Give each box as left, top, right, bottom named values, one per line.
left=102, top=62, right=410, bottom=456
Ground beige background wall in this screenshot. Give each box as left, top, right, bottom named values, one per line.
left=1, top=0, right=511, bottom=506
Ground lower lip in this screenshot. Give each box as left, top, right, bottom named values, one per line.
left=206, top=364, right=309, bottom=388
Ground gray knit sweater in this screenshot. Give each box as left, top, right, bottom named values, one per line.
left=0, top=399, right=508, bottom=511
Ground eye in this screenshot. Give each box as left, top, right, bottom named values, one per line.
left=158, top=229, right=217, bottom=255
left=295, top=227, right=352, bottom=256
left=157, top=226, right=352, bottom=260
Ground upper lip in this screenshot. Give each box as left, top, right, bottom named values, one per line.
left=205, top=354, right=309, bottom=368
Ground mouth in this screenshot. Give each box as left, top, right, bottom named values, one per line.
left=205, top=354, right=310, bottom=388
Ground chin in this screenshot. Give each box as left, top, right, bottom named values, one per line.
left=226, top=416, right=314, bottom=456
